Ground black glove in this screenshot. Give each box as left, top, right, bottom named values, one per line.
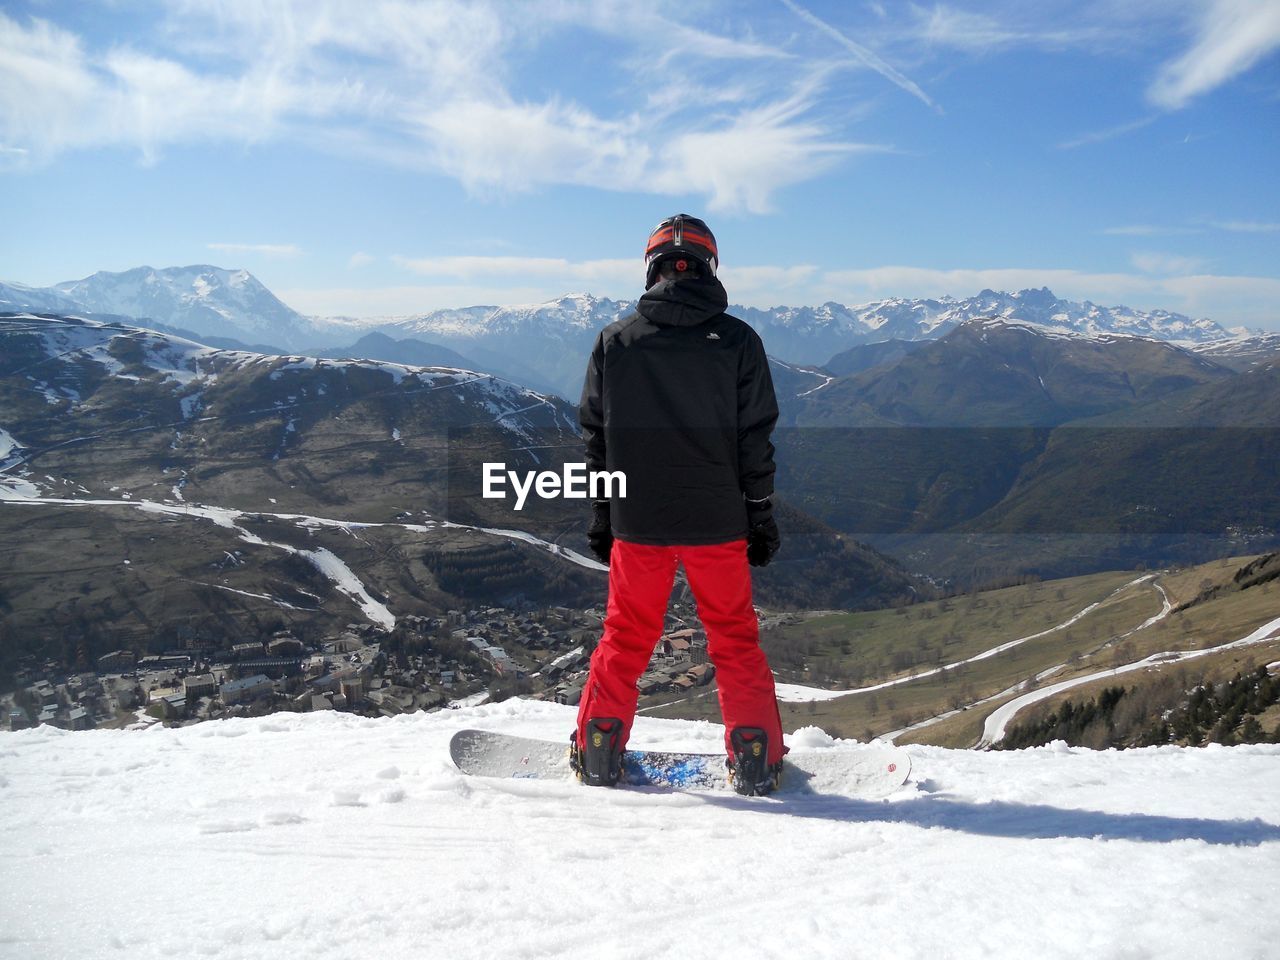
left=745, top=497, right=780, bottom=568
left=587, top=501, right=613, bottom=566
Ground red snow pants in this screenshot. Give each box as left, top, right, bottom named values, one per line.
left=575, top=538, right=785, bottom=764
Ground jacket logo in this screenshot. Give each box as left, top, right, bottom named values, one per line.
left=706, top=332, right=721, bottom=340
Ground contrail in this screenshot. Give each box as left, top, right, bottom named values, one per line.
left=779, top=0, right=940, bottom=112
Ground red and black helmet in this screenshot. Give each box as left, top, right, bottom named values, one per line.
left=644, top=214, right=718, bottom=289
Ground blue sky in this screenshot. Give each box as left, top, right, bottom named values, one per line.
left=2, top=0, right=1279, bottom=329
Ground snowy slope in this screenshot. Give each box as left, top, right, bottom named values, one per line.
left=2, top=701, right=1278, bottom=960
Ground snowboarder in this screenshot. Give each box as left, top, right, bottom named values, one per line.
left=570, top=214, right=785, bottom=796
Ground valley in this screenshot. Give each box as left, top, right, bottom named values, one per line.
left=3, top=273, right=1279, bottom=752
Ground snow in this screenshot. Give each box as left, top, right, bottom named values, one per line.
left=304, top=547, right=395, bottom=630
left=796, top=372, right=835, bottom=397
left=195, top=582, right=315, bottom=611
left=773, top=681, right=851, bottom=703
left=1, top=699, right=1277, bottom=960
left=0, top=431, right=41, bottom=498
left=447, top=691, right=492, bottom=710
left=0, top=426, right=22, bottom=470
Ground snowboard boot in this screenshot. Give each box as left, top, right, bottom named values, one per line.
left=569, top=717, right=624, bottom=787
left=728, top=726, right=782, bottom=797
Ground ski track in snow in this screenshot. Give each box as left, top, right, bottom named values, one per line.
left=191, top=582, right=316, bottom=611
left=796, top=372, right=835, bottom=397
left=1, top=700, right=1278, bottom=960
left=776, top=575, right=1158, bottom=706
left=884, top=579, right=1180, bottom=743
left=979, top=612, right=1280, bottom=747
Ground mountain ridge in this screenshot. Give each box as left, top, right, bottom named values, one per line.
left=2, top=267, right=1262, bottom=397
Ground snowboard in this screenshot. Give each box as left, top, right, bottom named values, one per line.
left=448, top=728, right=912, bottom=798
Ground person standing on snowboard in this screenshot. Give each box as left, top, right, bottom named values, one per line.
left=570, top=213, right=785, bottom=796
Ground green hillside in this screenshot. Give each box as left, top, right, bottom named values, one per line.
left=645, top=553, right=1280, bottom=749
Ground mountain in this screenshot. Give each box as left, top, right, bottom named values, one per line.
left=1191, top=333, right=1280, bottom=372
left=381, top=287, right=1248, bottom=397
left=5, top=266, right=319, bottom=351
left=823, top=338, right=929, bottom=378
left=4, top=268, right=1256, bottom=399
left=315, top=331, right=484, bottom=374
left=55, top=264, right=318, bottom=350
left=768, top=319, right=1278, bottom=581
left=768, top=358, right=832, bottom=403
left=961, top=363, right=1280, bottom=538
left=381, top=287, right=1251, bottom=397
left=0, top=312, right=600, bottom=649
left=0, top=313, right=924, bottom=654
left=738, top=287, right=1242, bottom=367
left=0, top=280, right=84, bottom=315
left=383, top=293, right=634, bottom=398
left=790, top=318, right=1234, bottom=428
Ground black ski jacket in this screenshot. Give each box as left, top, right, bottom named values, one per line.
left=579, top=275, right=778, bottom=545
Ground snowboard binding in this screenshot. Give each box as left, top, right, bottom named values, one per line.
left=570, top=717, right=625, bottom=787
left=728, top=726, right=782, bottom=797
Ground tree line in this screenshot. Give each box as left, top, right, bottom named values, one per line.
left=996, top=664, right=1280, bottom=750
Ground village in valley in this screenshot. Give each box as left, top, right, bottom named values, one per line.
left=2, top=602, right=722, bottom=733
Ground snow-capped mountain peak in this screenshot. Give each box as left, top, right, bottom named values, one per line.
left=2, top=267, right=1259, bottom=396
left=47, top=265, right=314, bottom=349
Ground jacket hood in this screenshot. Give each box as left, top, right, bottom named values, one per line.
left=636, top=276, right=729, bottom=327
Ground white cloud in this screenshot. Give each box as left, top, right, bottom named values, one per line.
left=410, top=97, right=647, bottom=194
left=0, top=10, right=363, bottom=166
left=909, top=4, right=1106, bottom=53
left=276, top=284, right=594, bottom=317
left=0, top=13, right=103, bottom=160
left=779, top=0, right=939, bottom=111
left=1057, top=115, right=1156, bottom=150
left=348, top=252, right=375, bottom=269
left=0, top=2, right=866, bottom=212
left=1102, top=224, right=1197, bottom=237
left=392, top=254, right=636, bottom=289
left=1210, top=220, right=1280, bottom=234
left=1149, top=0, right=1280, bottom=109
left=1129, top=251, right=1208, bottom=275
left=649, top=92, right=883, bottom=213
left=915, top=6, right=1027, bottom=51
left=207, top=242, right=301, bottom=258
